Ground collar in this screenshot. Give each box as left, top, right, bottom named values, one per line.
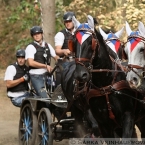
left=34, top=40, right=45, bottom=47
left=65, top=28, right=76, bottom=35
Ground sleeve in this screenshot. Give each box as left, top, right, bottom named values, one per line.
left=25, top=44, right=36, bottom=60
left=54, top=32, right=65, bottom=46
left=48, top=44, right=56, bottom=57
left=4, top=65, right=16, bottom=81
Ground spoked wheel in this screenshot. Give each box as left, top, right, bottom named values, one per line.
left=36, top=108, right=53, bottom=145
left=19, top=103, right=37, bottom=145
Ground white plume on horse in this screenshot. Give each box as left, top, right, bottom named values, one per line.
left=124, top=21, right=145, bottom=92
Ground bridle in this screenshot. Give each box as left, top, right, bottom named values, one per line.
left=124, top=35, right=145, bottom=79
left=74, top=27, right=98, bottom=71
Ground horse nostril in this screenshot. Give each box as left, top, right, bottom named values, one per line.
left=133, top=77, right=137, bottom=82
left=82, top=73, right=88, bottom=80
left=132, top=77, right=138, bottom=85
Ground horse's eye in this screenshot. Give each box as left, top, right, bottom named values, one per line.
left=139, top=48, right=144, bottom=53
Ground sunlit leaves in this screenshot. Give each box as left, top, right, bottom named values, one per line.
left=63, top=0, right=145, bottom=32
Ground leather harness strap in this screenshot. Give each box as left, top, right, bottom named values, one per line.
left=87, top=80, right=130, bottom=103
left=75, top=58, right=90, bottom=62
left=86, top=80, right=131, bottom=123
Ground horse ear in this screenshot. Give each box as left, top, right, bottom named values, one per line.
left=98, top=27, right=108, bottom=40
left=125, top=21, right=132, bottom=36
left=72, top=16, right=80, bottom=30
left=115, top=27, right=124, bottom=38
left=138, top=21, right=145, bottom=37
left=87, top=15, right=94, bottom=32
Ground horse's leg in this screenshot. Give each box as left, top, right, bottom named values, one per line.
left=136, top=117, right=145, bottom=139
left=87, top=109, right=101, bottom=137
left=71, top=105, right=87, bottom=137
left=132, top=126, right=137, bottom=138
left=97, top=122, right=114, bottom=138
left=122, top=112, right=134, bottom=138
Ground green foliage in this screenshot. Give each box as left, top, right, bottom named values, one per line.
left=6, top=0, right=66, bottom=48
left=63, top=0, right=145, bottom=32
left=6, top=0, right=40, bottom=49
left=15, top=38, right=32, bottom=50
left=63, top=0, right=73, bottom=6
left=55, top=0, right=65, bottom=32
left=7, top=0, right=40, bottom=29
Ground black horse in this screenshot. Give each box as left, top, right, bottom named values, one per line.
left=99, top=27, right=145, bottom=139
left=67, top=15, right=145, bottom=140
left=60, top=53, right=100, bottom=137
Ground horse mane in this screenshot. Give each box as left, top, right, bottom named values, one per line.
left=93, top=28, right=112, bottom=70
left=90, top=29, right=113, bottom=86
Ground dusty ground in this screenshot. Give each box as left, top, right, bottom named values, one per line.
left=0, top=70, right=142, bottom=145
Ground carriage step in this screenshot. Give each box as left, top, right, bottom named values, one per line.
left=59, top=118, right=75, bottom=124
left=50, top=118, right=75, bottom=127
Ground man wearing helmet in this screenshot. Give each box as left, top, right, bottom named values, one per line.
left=54, top=11, right=75, bottom=86
left=4, top=49, right=30, bottom=107
left=54, top=11, right=75, bottom=57
left=25, top=26, right=58, bottom=99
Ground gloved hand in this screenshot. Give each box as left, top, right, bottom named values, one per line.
left=23, top=74, right=29, bottom=81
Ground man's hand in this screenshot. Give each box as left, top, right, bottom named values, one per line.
left=63, top=49, right=71, bottom=56
left=46, top=65, right=53, bottom=72
left=23, top=74, right=29, bottom=81
left=54, top=55, right=60, bottom=63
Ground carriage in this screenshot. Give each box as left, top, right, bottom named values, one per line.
left=18, top=64, right=94, bottom=145
left=19, top=76, right=73, bottom=145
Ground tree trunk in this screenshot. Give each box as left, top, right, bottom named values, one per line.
left=40, top=0, right=55, bottom=65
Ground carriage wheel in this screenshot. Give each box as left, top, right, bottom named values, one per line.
left=19, top=103, right=37, bottom=145
left=36, top=108, right=53, bottom=145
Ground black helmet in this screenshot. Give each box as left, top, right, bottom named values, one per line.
left=30, top=26, right=43, bottom=36
left=16, top=49, right=25, bottom=57
left=63, top=11, right=75, bottom=22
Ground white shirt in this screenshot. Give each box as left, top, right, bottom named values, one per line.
left=54, top=28, right=75, bottom=46
left=4, top=64, right=27, bottom=97
left=25, top=41, right=56, bottom=74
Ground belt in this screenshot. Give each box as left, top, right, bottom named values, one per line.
left=30, top=72, right=49, bottom=76
left=58, top=57, right=74, bottom=63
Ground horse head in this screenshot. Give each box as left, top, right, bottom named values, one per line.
left=99, top=27, right=125, bottom=60
left=70, top=15, right=98, bottom=83
left=124, top=21, right=145, bottom=93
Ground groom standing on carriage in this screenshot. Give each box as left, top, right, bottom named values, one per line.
left=54, top=11, right=76, bottom=86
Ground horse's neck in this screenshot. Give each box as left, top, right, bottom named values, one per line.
left=92, top=47, right=113, bottom=87
left=93, top=45, right=112, bottom=69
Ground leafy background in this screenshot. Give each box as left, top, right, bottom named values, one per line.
left=0, top=0, right=145, bottom=68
